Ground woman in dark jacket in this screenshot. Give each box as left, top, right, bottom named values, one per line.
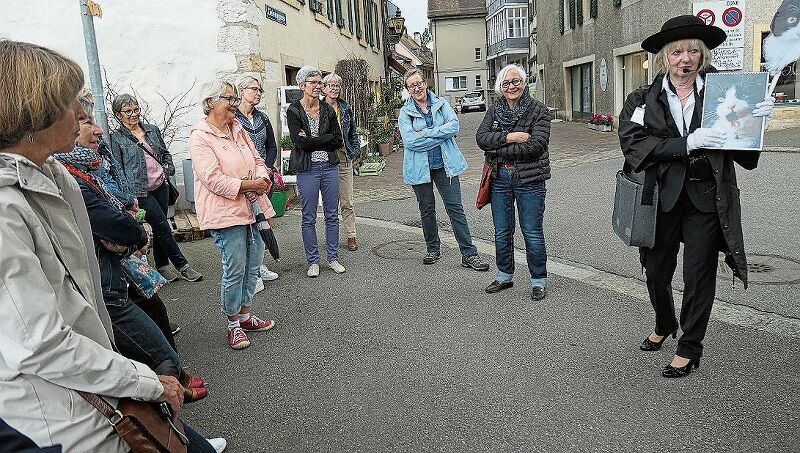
left=110, top=94, right=202, bottom=283
left=476, top=64, right=552, bottom=301
left=287, top=66, right=344, bottom=278
left=618, top=16, right=774, bottom=378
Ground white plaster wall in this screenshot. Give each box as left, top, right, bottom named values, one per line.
left=0, top=0, right=238, bottom=182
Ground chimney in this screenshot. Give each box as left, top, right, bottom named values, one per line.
left=413, top=32, right=421, bottom=44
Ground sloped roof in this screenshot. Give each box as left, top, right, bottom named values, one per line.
left=400, top=34, right=434, bottom=66
left=428, top=0, right=485, bottom=19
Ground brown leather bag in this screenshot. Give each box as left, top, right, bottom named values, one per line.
left=476, top=163, right=493, bottom=209
left=78, top=391, right=188, bottom=453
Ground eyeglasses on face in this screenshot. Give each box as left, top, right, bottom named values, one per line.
left=407, top=81, right=426, bottom=90
left=219, top=95, right=242, bottom=107
left=325, top=83, right=341, bottom=89
left=245, top=87, right=264, bottom=94
left=304, top=80, right=324, bottom=86
left=121, top=107, right=141, bottom=116
left=501, top=78, right=524, bottom=89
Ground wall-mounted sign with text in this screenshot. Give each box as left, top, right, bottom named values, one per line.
left=266, top=5, right=287, bottom=26
left=693, top=0, right=747, bottom=70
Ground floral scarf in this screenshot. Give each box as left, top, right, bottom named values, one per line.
left=494, top=86, right=533, bottom=130
left=55, top=146, right=126, bottom=212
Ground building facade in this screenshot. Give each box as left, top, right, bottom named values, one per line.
left=536, top=0, right=797, bottom=121
left=486, top=0, right=531, bottom=88
left=429, top=0, right=490, bottom=107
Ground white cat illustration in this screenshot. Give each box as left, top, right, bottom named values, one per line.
left=711, top=86, right=758, bottom=148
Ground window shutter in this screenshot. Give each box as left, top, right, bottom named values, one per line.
left=327, top=0, right=335, bottom=22
left=347, top=0, right=354, bottom=31
left=365, top=1, right=372, bottom=44
left=590, top=0, right=598, bottom=18
left=336, top=0, right=345, bottom=27
left=354, top=0, right=362, bottom=38
left=559, top=0, right=565, bottom=34
left=576, top=0, right=583, bottom=26
left=568, top=0, right=576, bottom=29
left=374, top=4, right=381, bottom=47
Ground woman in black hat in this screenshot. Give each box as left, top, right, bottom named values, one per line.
left=618, top=15, right=775, bottom=378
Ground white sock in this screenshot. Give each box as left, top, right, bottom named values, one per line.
left=227, top=320, right=240, bottom=329
left=238, top=313, right=251, bottom=322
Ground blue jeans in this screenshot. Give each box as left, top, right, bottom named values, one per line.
left=490, top=168, right=548, bottom=287
left=411, top=168, right=478, bottom=256
left=210, top=225, right=264, bottom=316
left=105, top=298, right=182, bottom=379
left=138, top=182, right=189, bottom=270
left=297, top=161, right=340, bottom=264
left=183, top=422, right=215, bottom=453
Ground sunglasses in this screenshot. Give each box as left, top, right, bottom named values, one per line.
left=219, top=95, right=242, bottom=107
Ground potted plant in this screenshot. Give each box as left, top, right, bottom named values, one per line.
left=588, top=114, right=613, bottom=132
left=372, top=122, right=394, bottom=156
left=279, top=135, right=293, bottom=151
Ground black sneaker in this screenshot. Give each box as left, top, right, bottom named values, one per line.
left=422, top=251, right=441, bottom=265
left=531, top=286, right=547, bottom=301
left=461, top=254, right=489, bottom=271
left=170, top=323, right=181, bottom=336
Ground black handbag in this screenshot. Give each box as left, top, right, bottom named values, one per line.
left=166, top=178, right=180, bottom=206
left=611, top=164, right=658, bottom=248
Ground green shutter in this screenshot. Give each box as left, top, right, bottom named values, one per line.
left=560, top=0, right=565, bottom=34
left=568, top=0, right=576, bottom=29
left=347, top=0, right=354, bottom=31
left=373, top=4, right=380, bottom=47
left=327, top=0, right=334, bottom=22
left=354, top=0, right=362, bottom=38
left=590, top=0, right=598, bottom=18
left=365, top=1, right=372, bottom=44
left=336, top=0, right=345, bottom=27
left=576, top=0, right=583, bottom=26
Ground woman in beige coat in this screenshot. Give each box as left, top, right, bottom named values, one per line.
left=0, top=40, right=223, bottom=453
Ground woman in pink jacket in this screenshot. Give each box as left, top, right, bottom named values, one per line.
left=189, top=79, right=277, bottom=350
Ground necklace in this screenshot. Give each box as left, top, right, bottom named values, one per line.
left=678, top=90, right=694, bottom=101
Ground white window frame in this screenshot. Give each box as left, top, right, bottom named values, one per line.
left=475, top=75, right=483, bottom=88
left=445, top=76, right=468, bottom=91
left=506, top=7, right=528, bottom=39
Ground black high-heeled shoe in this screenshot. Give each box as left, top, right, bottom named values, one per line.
left=662, top=358, right=700, bottom=378
left=639, top=331, right=677, bottom=351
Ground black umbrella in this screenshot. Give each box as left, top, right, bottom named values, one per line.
left=252, top=200, right=280, bottom=261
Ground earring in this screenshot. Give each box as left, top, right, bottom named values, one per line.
left=27, top=134, right=34, bottom=144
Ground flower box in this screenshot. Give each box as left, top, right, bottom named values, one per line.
left=588, top=114, right=613, bottom=132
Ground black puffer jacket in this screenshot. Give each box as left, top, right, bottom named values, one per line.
left=476, top=98, right=552, bottom=184
left=286, top=100, right=343, bottom=172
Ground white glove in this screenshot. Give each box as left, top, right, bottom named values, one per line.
left=686, top=128, right=727, bottom=152
left=752, top=97, right=775, bottom=119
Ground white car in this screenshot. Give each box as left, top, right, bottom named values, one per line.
left=460, top=91, right=486, bottom=112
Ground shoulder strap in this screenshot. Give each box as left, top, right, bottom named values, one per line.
left=77, top=391, right=117, bottom=419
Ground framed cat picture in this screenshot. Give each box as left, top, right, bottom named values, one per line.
left=700, top=72, right=769, bottom=151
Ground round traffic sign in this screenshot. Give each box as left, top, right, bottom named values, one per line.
left=722, top=7, right=742, bottom=27
left=696, top=9, right=715, bottom=26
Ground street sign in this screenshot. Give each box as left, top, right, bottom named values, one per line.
left=266, top=5, right=287, bottom=26
left=693, top=0, right=747, bottom=70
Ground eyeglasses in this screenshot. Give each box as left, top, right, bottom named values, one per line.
left=304, top=80, right=324, bottom=86
left=407, top=81, right=426, bottom=90
left=325, top=84, right=341, bottom=89
left=501, top=78, right=524, bottom=90
left=219, top=95, right=242, bottom=107
left=121, top=107, right=141, bottom=116
left=244, top=87, right=264, bottom=94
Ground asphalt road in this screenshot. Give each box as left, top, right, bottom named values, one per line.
left=162, top=112, right=799, bottom=452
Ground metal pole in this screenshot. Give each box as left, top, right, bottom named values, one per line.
left=79, top=0, right=111, bottom=144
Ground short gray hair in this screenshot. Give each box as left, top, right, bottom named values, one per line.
left=403, top=68, right=424, bottom=88
left=77, top=87, right=94, bottom=113
left=235, top=74, right=261, bottom=91
left=322, top=73, right=343, bottom=86
left=296, top=65, right=322, bottom=85
left=494, top=64, right=527, bottom=95
left=111, top=93, right=138, bottom=116
left=200, top=79, right=238, bottom=115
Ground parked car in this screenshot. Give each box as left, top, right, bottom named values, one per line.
left=459, top=91, right=486, bottom=112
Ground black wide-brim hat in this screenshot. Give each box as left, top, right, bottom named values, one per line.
left=642, top=15, right=727, bottom=53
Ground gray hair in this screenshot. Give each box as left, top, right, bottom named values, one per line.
left=200, top=79, right=238, bottom=115
left=322, top=73, right=343, bottom=85
left=111, top=93, right=138, bottom=116
left=296, top=65, right=322, bottom=85
left=235, top=74, right=261, bottom=91
left=494, top=64, right=527, bottom=95
left=402, top=68, right=424, bottom=88
left=77, top=87, right=94, bottom=113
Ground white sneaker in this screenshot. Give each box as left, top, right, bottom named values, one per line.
left=328, top=260, right=346, bottom=274
left=260, top=264, right=279, bottom=281
left=206, top=438, right=227, bottom=452
left=254, top=278, right=265, bottom=294
left=307, top=263, right=320, bottom=278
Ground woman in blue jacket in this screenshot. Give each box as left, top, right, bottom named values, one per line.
left=397, top=69, right=488, bottom=271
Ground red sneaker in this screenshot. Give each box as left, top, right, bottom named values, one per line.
left=227, top=327, right=250, bottom=349
left=240, top=315, right=275, bottom=332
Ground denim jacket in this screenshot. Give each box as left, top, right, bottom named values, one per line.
left=89, top=143, right=136, bottom=208
left=326, top=98, right=361, bottom=161
left=398, top=90, right=467, bottom=185
left=110, top=124, right=176, bottom=197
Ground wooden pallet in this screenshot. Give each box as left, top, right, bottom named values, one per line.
left=170, top=209, right=207, bottom=242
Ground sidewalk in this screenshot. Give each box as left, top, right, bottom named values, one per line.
left=164, top=213, right=798, bottom=452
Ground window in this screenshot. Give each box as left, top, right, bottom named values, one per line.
left=445, top=76, right=468, bottom=91
left=475, top=47, right=481, bottom=60
left=373, top=3, right=381, bottom=48
left=569, top=62, right=593, bottom=119
left=476, top=75, right=483, bottom=88
left=507, top=7, right=528, bottom=38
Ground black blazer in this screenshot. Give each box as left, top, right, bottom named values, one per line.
left=286, top=100, right=343, bottom=172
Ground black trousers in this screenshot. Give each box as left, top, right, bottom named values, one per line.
left=643, top=188, right=723, bottom=360
left=138, top=181, right=189, bottom=270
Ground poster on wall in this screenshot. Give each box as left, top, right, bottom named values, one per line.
left=700, top=72, right=768, bottom=151
left=693, top=0, right=747, bottom=70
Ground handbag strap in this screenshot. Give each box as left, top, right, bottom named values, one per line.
left=641, top=169, right=657, bottom=206
left=77, top=391, right=121, bottom=422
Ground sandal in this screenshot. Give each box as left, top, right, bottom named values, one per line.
left=183, top=386, right=208, bottom=404
left=184, top=375, right=206, bottom=389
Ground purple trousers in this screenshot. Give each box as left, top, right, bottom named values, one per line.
left=297, top=161, right=340, bottom=264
